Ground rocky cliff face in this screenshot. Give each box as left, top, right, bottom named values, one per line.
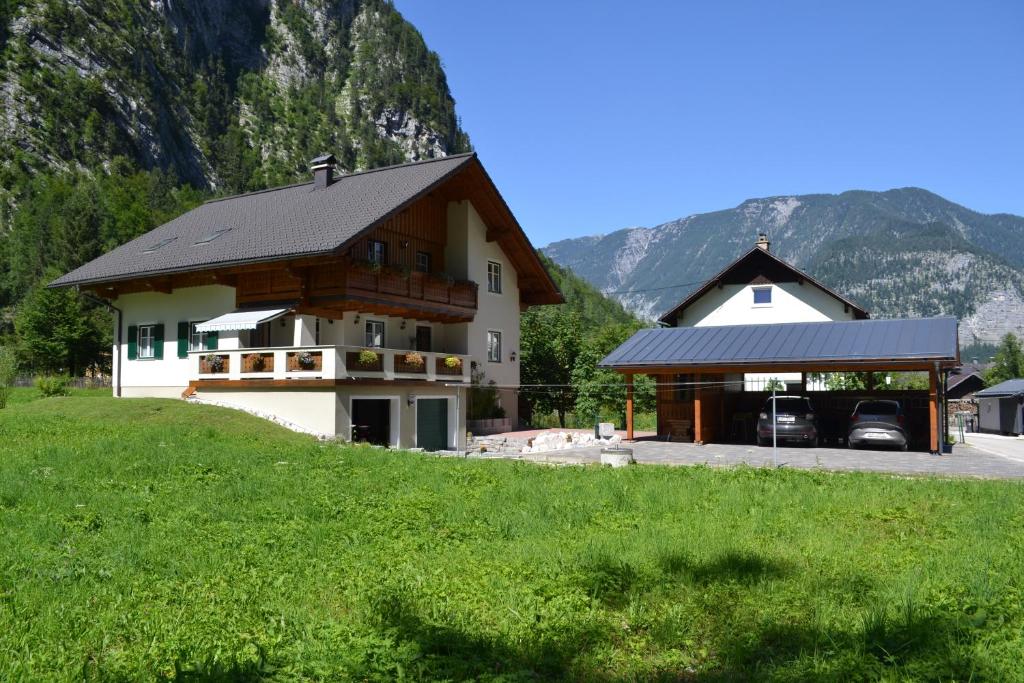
left=543, top=189, right=1024, bottom=344
left=0, top=0, right=469, bottom=200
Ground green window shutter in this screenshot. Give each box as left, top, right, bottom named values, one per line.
left=127, top=325, right=138, bottom=360
left=153, top=324, right=165, bottom=360
left=205, top=330, right=219, bottom=350
left=177, top=322, right=189, bottom=359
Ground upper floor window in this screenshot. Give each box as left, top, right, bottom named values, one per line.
left=753, top=286, right=772, bottom=305
left=365, top=320, right=385, bottom=348
left=368, top=240, right=387, bottom=265
left=415, top=251, right=431, bottom=273
left=189, top=322, right=209, bottom=352
left=487, top=330, right=502, bottom=362
left=487, top=261, right=502, bottom=294
left=139, top=325, right=156, bottom=359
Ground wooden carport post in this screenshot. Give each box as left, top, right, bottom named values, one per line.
left=625, top=373, right=634, bottom=441
left=928, top=365, right=940, bottom=454
left=694, top=372, right=703, bottom=445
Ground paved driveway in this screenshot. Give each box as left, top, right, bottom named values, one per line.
left=964, top=433, right=1024, bottom=464
left=489, top=438, right=1024, bottom=479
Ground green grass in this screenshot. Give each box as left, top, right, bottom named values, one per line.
left=1, top=394, right=1023, bottom=680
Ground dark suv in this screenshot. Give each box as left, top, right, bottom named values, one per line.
left=757, top=396, right=818, bottom=447
left=848, top=400, right=908, bottom=451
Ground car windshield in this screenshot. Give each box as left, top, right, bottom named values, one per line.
left=767, top=398, right=811, bottom=414
left=855, top=401, right=899, bottom=415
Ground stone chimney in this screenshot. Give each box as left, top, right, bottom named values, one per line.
left=756, top=233, right=771, bottom=252
left=310, top=153, right=336, bottom=190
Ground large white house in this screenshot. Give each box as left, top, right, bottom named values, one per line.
left=52, top=153, right=562, bottom=450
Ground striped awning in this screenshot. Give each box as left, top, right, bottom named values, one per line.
left=195, top=308, right=289, bottom=332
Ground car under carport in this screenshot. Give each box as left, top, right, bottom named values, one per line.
left=600, top=317, right=960, bottom=454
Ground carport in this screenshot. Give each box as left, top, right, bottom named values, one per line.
left=600, top=317, right=960, bottom=453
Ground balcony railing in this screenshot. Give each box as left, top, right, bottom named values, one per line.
left=344, top=264, right=478, bottom=311
left=189, top=346, right=472, bottom=383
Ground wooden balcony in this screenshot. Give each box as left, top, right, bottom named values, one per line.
left=237, top=259, right=479, bottom=323
left=189, top=345, right=472, bottom=384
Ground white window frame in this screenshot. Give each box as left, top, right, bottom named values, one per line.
left=138, top=324, right=156, bottom=359
left=368, top=240, right=386, bottom=265
left=415, top=251, right=431, bottom=273
left=188, top=322, right=209, bottom=352
left=752, top=286, right=773, bottom=307
left=487, top=260, right=502, bottom=294
left=365, top=320, right=385, bottom=348
left=487, top=330, right=502, bottom=363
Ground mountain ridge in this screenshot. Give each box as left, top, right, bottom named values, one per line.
left=543, top=188, right=1024, bottom=345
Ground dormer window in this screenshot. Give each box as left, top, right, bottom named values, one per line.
left=753, top=286, right=772, bottom=305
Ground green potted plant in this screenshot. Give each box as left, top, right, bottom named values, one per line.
left=205, top=354, right=224, bottom=373
left=297, top=351, right=316, bottom=369
left=246, top=353, right=266, bottom=371
left=358, top=349, right=380, bottom=367
left=444, top=355, right=462, bottom=370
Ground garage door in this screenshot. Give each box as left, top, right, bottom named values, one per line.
left=417, top=399, right=449, bottom=451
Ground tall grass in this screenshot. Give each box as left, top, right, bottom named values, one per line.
left=1, top=393, right=1022, bottom=679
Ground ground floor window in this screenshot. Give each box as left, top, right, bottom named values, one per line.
left=189, top=323, right=208, bottom=352
left=139, top=325, right=156, bottom=359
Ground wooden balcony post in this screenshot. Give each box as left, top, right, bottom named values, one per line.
left=625, top=373, right=634, bottom=441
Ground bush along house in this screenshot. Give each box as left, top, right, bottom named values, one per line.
left=51, top=154, right=562, bottom=450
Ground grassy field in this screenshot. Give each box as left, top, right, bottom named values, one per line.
left=1, top=390, right=1023, bottom=680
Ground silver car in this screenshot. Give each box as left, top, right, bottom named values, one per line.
left=848, top=400, right=908, bottom=451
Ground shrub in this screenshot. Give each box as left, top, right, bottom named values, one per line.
left=0, top=345, right=16, bottom=409
left=35, top=375, right=71, bottom=397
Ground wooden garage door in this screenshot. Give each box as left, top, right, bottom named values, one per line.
left=417, top=399, right=448, bottom=451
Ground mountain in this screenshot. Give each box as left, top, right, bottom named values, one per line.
left=0, top=0, right=469, bottom=203
left=0, top=0, right=472, bottom=337
left=538, top=253, right=639, bottom=329
left=543, top=188, right=1024, bottom=345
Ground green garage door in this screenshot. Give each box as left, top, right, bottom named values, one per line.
left=417, top=399, right=449, bottom=451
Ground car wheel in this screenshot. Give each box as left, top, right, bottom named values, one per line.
left=899, top=443, right=908, bottom=452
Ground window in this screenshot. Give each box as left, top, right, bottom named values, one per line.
left=139, top=325, right=156, bottom=359
left=365, top=320, right=385, bottom=348
left=487, top=261, right=502, bottom=294
left=193, top=227, right=231, bottom=245
left=415, top=251, right=431, bottom=273
left=142, top=236, right=176, bottom=254
left=753, top=286, right=772, bottom=305
left=368, top=240, right=387, bottom=265
left=188, top=323, right=209, bottom=352
left=487, top=330, right=502, bottom=362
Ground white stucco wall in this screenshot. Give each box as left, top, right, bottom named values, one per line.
left=682, top=282, right=856, bottom=327
left=444, top=200, right=521, bottom=425
left=115, top=285, right=237, bottom=395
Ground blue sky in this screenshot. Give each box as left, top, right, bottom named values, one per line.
left=393, top=1, right=1024, bottom=246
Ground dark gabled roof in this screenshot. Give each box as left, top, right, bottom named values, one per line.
left=600, top=317, right=959, bottom=369
left=976, top=379, right=1024, bottom=399
left=51, top=154, right=478, bottom=288
left=658, top=246, right=869, bottom=325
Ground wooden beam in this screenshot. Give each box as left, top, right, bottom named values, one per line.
left=625, top=373, right=634, bottom=441
left=929, top=367, right=939, bottom=454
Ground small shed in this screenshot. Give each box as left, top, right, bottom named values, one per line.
left=976, top=380, right=1024, bottom=436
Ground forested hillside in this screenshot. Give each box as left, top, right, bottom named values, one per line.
left=544, top=188, right=1024, bottom=345
left=0, top=0, right=470, bottom=373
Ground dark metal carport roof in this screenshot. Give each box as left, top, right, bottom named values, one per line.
left=976, top=379, right=1024, bottom=399
left=600, top=317, right=959, bottom=370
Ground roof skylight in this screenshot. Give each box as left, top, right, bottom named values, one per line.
left=142, top=237, right=177, bottom=254
left=193, top=227, right=232, bottom=245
